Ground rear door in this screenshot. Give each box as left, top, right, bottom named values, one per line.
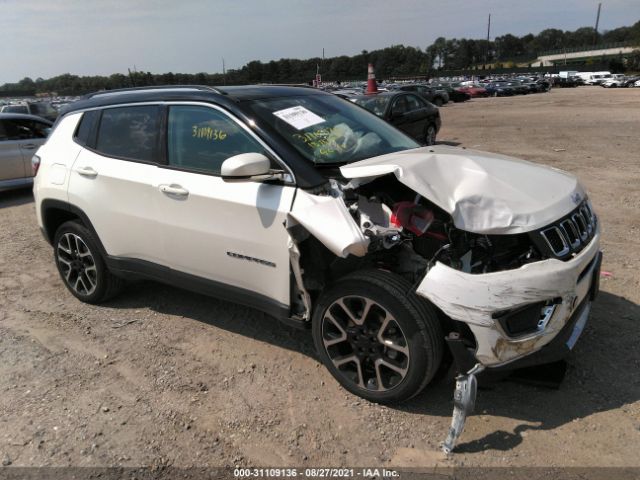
left=67, top=105, right=165, bottom=263
left=154, top=103, right=295, bottom=308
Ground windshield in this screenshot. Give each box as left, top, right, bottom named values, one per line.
left=3, top=105, right=29, bottom=114
left=246, top=94, right=419, bottom=165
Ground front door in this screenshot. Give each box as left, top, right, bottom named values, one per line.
left=155, top=104, right=295, bottom=309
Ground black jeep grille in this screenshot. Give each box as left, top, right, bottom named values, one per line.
left=534, top=201, right=597, bottom=260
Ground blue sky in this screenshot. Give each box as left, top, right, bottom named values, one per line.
left=1, top=0, right=639, bottom=84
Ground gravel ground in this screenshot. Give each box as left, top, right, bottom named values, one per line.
left=0, top=86, right=639, bottom=470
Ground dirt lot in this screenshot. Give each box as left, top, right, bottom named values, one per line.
left=0, top=86, right=639, bottom=470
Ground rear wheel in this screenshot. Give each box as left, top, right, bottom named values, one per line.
left=424, top=124, right=437, bottom=146
left=433, top=97, right=444, bottom=107
left=53, top=221, right=124, bottom=304
left=312, top=269, right=443, bottom=404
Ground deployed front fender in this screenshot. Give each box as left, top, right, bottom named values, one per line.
left=287, top=189, right=369, bottom=258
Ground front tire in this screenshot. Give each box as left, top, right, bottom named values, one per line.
left=53, top=221, right=123, bottom=304
left=312, top=269, right=443, bottom=404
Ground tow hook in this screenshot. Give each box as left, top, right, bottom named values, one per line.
left=442, top=363, right=485, bottom=454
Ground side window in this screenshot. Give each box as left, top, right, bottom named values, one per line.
left=74, top=110, right=100, bottom=146
left=406, top=95, right=425, bottom=111
left=391, top=96, right=408, bottom=116
left=1, top=119, right=46, bottom=140
left=167, top=105, right=264, bottom=175
left=95, top=106, right=160, bottom=162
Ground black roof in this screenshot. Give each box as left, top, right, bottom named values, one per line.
left=61, top=85, right=327, bottom=116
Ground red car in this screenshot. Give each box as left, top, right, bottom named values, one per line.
left=455, top=84, right=489, bottom=98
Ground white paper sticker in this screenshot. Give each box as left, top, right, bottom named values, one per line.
left=273, top=106, right=326, bottom=130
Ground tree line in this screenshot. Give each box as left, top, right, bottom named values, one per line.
left=2, top=20, right=639, bottom=96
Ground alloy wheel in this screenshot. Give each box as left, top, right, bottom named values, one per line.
left=56, top=233, right=98, bottom=296
left=320, top=296, right=410, bottom=392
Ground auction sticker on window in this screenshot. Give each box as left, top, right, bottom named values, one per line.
left=273, top=106, right=325, bottom=130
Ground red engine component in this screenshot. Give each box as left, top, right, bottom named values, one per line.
left=391, top=201, right=434, bottom=236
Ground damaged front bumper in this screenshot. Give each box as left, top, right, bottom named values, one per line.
left=417, top=228, right=601, bottom=368
left=416, top=229, right=601, bottom=453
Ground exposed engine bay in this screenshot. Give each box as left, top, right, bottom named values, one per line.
left=340, top=174, right=542, bottom=276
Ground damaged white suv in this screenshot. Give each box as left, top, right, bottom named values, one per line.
left=33, top=86, right=601, bottom=451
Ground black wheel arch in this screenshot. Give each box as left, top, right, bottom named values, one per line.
left=40, top=199, right=107, bottom=256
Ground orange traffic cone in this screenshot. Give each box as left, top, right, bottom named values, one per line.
left=365, top=63, right=378, bottom=95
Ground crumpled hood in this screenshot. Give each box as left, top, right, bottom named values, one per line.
left=340, top=145, right=585, bottom=234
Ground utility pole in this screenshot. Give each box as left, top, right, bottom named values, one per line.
left=593, top=3, right=601, bottom=45
left=484, top=13, right=491, bottom=69
left=222, top=58, right=226, bottom=85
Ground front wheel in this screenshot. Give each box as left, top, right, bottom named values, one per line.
left=312, top=269, right=443, bottom=404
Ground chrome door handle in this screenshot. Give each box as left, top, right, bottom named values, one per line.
left=21, top=143, right=37, bottom=150
left=159, top=184, right=189, bottom=197
left=75, top=166, right=98, bottom=178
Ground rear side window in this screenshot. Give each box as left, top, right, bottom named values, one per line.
left=74, top=110, right=100, bottom=146
left=95, top=106, right=160, bottom=162
left=167, top=105, right=264, bottom=175
left=406, top=94, right=425, bottom=111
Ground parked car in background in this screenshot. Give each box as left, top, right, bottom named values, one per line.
left=353, top=91, right=441, bottom=145
left=601, top=78, right=625, bottom=88
left=0, top=101, right=59, bottom=122
left=621, top=76, right=639, bottom=87
left=505, top=80, right=530, bottom=94
left=516, top=77, right=544, bottom=93
left=0, top=113, right=52, bottom=191
left=536, top=78, right=553, bottom=90
left=430, top=83, right=471, bottom=102
left=396, top=84, right=449, bottom=107
left=552, top=77, right=580, bottom=88
left=454, top=83, right=488, bottom=98
left=484, top=81, right=514, bottom=96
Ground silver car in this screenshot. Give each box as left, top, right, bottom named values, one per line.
left=0, top=113, right=52, bottom=191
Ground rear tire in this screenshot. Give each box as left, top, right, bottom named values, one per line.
left=424, top=124, right=437, bottom=146
left=53, top=221, right=124, bottom=304
left=312, top=269, right=443, bottom=404
left=433, top=97, right=444, bottom=107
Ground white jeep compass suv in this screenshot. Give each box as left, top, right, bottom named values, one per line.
left=33, top=85, right=601, bottom=452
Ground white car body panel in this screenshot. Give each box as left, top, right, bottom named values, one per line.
left=288, top=189, right=369, bottom=258
left=33, top=113, right=83, bottom=230
left=340, top=145, right=584, bottom=234
left=67, top=148, right=165, bottom=264
left=155, top=168, right=295, bottom=306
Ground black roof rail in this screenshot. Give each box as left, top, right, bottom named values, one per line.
left=84, top=85, right=223, bottom=99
